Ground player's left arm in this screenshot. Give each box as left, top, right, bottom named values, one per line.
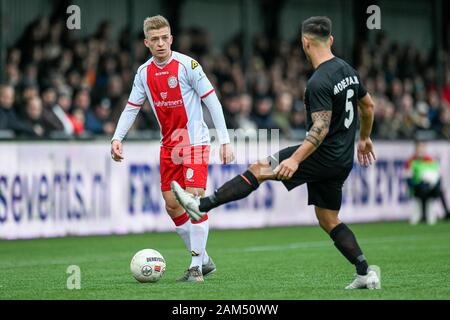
left=356, top=93, right=376, bottom=167
left=189, top=59, right=234, bottom=164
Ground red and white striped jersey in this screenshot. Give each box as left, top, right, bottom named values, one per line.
left=128, top=51, right=217, bottom=148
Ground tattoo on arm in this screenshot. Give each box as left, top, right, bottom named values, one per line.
left=310, top=126, right=323, bottom=135
left=305, top=134, right=321, bottom=147
left=311, top=110, right=332, bottom=128
left=306, top=111, right=332, bottom=148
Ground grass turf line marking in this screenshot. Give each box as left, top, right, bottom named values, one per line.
left=231, top=232, right=450, bottom=253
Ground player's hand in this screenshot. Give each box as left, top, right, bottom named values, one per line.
left=273, top=157, right=299, bottom=180
left=357, top=137, right=376, bottom=167
left=111, top=140, right=124, bottom=162
left=220, top=143, right=235, bottom=164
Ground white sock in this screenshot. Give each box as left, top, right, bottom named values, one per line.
left=410, top=199, right=422, bottom=225
left=189, top=216, right=210, bottom=271
left=173, top=212, right=191, bottom=251
left=203, top=247, right=210, bottom=265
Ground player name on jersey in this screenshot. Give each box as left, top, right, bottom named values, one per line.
left=333, top=76, right=360, bottom=95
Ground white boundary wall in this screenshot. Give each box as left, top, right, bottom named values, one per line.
left=0, top=141, right=449, bottom=239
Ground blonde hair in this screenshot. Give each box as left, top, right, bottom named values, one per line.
left=143, top=15, right=171, bottom=38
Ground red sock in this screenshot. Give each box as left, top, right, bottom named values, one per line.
left=172, top=212, right=190, bottom=226
left=192, top=214, right=208, bottom=224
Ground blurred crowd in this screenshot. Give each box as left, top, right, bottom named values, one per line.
left=1, top=16, right=450, bottom=140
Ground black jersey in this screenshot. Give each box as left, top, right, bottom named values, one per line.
left=304, top=56, right=367, bottom=168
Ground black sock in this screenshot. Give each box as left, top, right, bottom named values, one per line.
left=439, top=191, right=450, bottom=216
left=329, top=223, right=369, bottom=276
left=199, top=170, right=260, bottom=212
left=421, top=198, right=427, bottom=223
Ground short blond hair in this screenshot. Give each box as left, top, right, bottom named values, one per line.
left=143, top=15, right=170, bottom=38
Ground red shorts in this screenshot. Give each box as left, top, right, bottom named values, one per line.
left=160, top=145, right=210, bottom=192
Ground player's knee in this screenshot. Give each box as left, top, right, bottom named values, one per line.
left=165, top=201, right=181, bottom=217
left=185, top=187, right=205, bottom=197
left=248, top=161, right=272, bottom=182
left=316, top=213, right=340, bottom=233
left=318, top=219, right=332, bottom=232
left=248, top=163, right=260, bottom=177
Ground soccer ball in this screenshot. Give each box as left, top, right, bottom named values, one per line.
left=130, top=249, right=166, bottom=283
left=421, top=169, right=440, bottom=187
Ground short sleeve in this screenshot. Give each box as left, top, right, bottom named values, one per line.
left=128, top=72, right=147, bottom=106
left=357, top=75, right=367, bottom=99
left=188, top=59, right=215, bottom=99
left=308, top=79, right=332, bottom=113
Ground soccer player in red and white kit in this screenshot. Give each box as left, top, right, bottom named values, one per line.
left=111, top=15, right=234, bottom=282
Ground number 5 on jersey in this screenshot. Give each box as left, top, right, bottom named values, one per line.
left=344, top=89, right=354, bottom=129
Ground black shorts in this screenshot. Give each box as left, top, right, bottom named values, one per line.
left=267, top=145, right=352, bottom=211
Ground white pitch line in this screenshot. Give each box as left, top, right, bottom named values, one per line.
left=225, top=232, right=450, bottom=253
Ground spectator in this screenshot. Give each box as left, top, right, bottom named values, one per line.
left=441, top=70, right=450, bottom=106
left=251, top=96, right=278, bottom=130
left=0, top=84, right=36, bottom=137
left=291, top=101, right=307, bottom=131
left=85, top=98, right=115, bottom=135
left=427, top=90, right=443, bottom=129
left=2, top=16, right=450, bottom=141
left=106, top=75, right=125, bottom=111
left=222, top=93, right=241, bottom=129
left=72, top=88, right=92, bottom=113
left=20, top=64, right=39, bottom=88
left=23, top=97, right=47, bottom=137
left=273, top=92, right=294, bottom=138
left=69, top=108, right=86, bottom=136
left=235, top=93, right=257, bottom=134
left=21, top=85, right=39, bottom=103
left=53, top=90, right=75, bottom=136
left=41, top=86, right=65, bottom=133
left=436, top=107, right=450, bottom=139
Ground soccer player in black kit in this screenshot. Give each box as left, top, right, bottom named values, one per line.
left=172, top=16, right=380, bottom=289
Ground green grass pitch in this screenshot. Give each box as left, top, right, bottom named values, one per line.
left=1, top=221, right=450, bottom=300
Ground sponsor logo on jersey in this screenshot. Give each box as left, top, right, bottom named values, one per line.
left=191, top=60, right=199, bottom=69
left=160, top=92, right=167, bottom=100
left=154, top=99, right=183, bottom=108
left=155, top=71, right=169, bottom=76
left=186, top=168, right=194, bottom=180
left=168, top=76, right=178, bottom=88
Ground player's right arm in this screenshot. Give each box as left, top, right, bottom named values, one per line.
left=357, top=92, right=376, bottom=167
left=111, top=71, right=147, bottom=162
left=274, top=79, right=332, bottom=180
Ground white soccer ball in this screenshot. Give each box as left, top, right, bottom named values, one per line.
left=421, top=169, right=440, bottom=187
left=130, top=249, right=166, bottom=283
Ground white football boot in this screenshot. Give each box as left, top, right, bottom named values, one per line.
left=171, top=181, right=205, bottom=221
left=345, top=266, right=381, bottom=290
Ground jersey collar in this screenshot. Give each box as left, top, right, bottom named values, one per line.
left=316, top=56, right=336, bottom=70
left=153, top=51, right=174, bottom=69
